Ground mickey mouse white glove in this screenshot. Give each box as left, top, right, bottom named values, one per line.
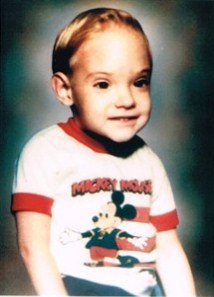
left=127, top=237, right=148, bottom=249
left=59, top=227, right=82, bottom=245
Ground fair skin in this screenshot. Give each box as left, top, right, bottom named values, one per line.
left=16, top=25, right=196, bottom=296
left=52, top=26, right=151, bottom=143
left=156, top=230, right=196, bottom=297
left=16, top=212, right=67, bottom=295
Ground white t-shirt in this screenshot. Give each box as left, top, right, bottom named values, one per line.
left=12, top=118, right=179, bottom=295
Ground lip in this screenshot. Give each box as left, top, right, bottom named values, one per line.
left=109, top=115, right=138, bottom=120
left=108, top=115, right=139, bottom=125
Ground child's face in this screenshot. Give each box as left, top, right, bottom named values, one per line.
left=69, top=26, right=151, bottom=143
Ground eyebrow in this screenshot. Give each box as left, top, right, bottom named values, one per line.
left=86, top=68, right=152, bottom=80
left=86, top=72, right=112, bottom=80
left=137, top=68, right=152, bottom=76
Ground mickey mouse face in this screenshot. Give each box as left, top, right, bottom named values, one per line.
left=92, top=202, right=121, bottom=230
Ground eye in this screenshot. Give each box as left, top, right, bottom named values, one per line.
left=94, top=81, right=109, bottom=89
left=105, top=213, right=109, bottom=218
left=134, top=77, right=150, bottom=88
left=99, top=212, right=103, bottom=217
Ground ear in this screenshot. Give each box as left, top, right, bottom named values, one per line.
left=51, top=72, right=74, bottom=106
left=111, top=191, right=124, bottom=206
left=122, top=205, right=137, bottom=220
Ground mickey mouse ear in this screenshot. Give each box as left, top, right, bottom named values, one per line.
left=122, top=204, right=137, bottom=220
left=111, top=191, right=124, bottom=205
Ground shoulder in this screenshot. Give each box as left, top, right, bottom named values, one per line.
left=136, top=137, right=164, bottom=167
left=14, top=125, right=61, bottom=173
left=24, top=124, right=66, bottom=145
left=19, top=124, right=77, bottom=158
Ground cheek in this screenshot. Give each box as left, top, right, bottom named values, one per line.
left=82, top=100, right=107, bottom=118
left=146, top=100, right=152, bottom=114
left=106, top=217, right=116, bottom=227
left=72, top=95, right=91, bottom=116
left=73, top=91, right=97, bottom=112
left=97, top=217, right=114, bottom=228
left=141, top=94, right=151, bottom=112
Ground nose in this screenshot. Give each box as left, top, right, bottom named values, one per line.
left=92, top=216, right=98, bottom=223
left=114, top=86, right=136, bottom=109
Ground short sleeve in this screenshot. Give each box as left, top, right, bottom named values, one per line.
left=11, top=133, right=57, bottom=216
left=147, top=148, right=179, bottom=231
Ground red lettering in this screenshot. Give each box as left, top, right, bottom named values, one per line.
left=86, top=179, right=98, bottom=194
left=96, top=178, right=109, bottom=191
left=71, top=178, right=118, bottom=197
left=143, top=180, right=152, bottom=194
left=120, top=180, right=130, bottom=191
left=130, top=179, right=139, bottom=192
left=110, top=179, right=117, bottom=191
left=120, top=179, right=152, bottom=194
left=72, top=181, right=85, bottom=196
left=72, top=178, right=151, bottom=197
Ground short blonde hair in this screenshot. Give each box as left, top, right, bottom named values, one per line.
left=52, top=7, right=152, bottom=74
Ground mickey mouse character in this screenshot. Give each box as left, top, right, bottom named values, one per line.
left=60, top=191, right=151, bottom=267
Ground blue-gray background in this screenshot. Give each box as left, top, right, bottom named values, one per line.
left=1, top=0, right=214, bottom=295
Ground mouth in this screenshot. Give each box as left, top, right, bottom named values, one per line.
left=110, top=116, right=138, bottom=122
left=109, top=116, right=138, bottom=123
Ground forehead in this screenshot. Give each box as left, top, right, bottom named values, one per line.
left=102, top=202, right=116, bottom=214
left=71, top=26, right=150, bottom=73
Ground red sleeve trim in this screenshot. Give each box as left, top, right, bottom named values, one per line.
left=11, top=193, right=54, bottom=216
left=150, top=209, right=179, bottom=232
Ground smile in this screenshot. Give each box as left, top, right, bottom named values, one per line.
left=109, top=116, right=138, bottom=122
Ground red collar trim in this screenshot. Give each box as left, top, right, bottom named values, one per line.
left=58, top=117, right=108, bottom=154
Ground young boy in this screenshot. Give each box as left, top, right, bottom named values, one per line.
left=12, top=7, right=196, bottom=296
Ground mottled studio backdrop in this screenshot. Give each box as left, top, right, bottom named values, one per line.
left=1, top=0, right=214, bottom=295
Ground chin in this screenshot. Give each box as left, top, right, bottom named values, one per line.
left=108, top=133, right=135, bottom=143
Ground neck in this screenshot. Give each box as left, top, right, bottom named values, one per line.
left=83, top=128, right=144, bottom=158
left=58, top=117, right=145, bottom=157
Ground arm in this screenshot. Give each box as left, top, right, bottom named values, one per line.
left=156, top=229, right=196, bottom=297
left=16, top=211, right=68, bottom=296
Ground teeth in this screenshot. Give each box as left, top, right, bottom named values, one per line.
left=110, top=116, right=137, bottom=122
